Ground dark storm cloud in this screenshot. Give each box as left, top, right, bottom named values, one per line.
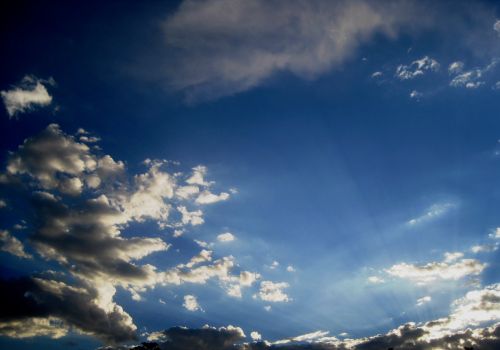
left=0, top=277, right=137, bottom=344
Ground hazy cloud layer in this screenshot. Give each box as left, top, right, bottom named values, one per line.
left=162, top=0, right=426, bottom=102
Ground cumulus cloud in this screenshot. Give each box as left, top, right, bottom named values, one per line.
left=450, top=59, right=499, bottom=89
left=183, top=295, right=201, bottom=311
left=250, top=331, right=262, bottom=342
left=177, top=205, right=204, bottom=225
left=217, top=232, right=235, bottom=242
left=386, top=253, right=486, bottom=285
left=395, top=56, right=440, bottom=80
left=448, top=61, right=465, bottom=75
left=162, top=0, right=427, bottom=102
left=0, top=230, right=31, bottom=259
left=0, top=124, right=254, bottom=344
left=257, top=281, right=290, bottom=302
left=1, top=75, right=53, bottom=117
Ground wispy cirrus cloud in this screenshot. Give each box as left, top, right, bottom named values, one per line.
left=161, top=0, right=430, bottom=102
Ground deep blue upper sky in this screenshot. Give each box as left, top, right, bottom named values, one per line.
left=1, top=1, right=500, bottom=349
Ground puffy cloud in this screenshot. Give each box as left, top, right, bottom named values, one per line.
left=0, top=124, right=245, bottom=344
left=162, top=0, right=426, bottom=102
left=0, top=230, right=31, bottom=259
left=186, top=165, right=210, bottom=186
left=0, top=199, right=6, bottom=208
left=196, top=190, right=230, bottom=204
left=178, top=249, right=212, bottom=268
left=5, top=124, right=97, bottom=194
left=250, top=331, right=262, bottom=342
left=386, top=254, right=486, bottom=284
left=450, top=59, right=499, bottom=89
left=370, top=71, right=383, bottom=79
left=416, top=296, right=432, bottom=306
left=183, top=295, right=201, bottom=311
left=257, top=281, right=290, bottom=302
left=395, top=56, right=440, bottom=80
left=1, top=75, right=53, bottom=117
left=239, top=271, right=260, bottom=287
left=177, top=205, right=204, bottom=225
left=175, top=185, right=199, bottom=199
left=0, top=277, right=136, bottom=344
left=286, top=265, right=296, bottom=273
left=217, top=232, right=235, bottom=242
left=448, top=61, right=465, bottom=75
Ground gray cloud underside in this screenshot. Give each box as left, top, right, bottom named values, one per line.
left=102, top=322, right=500, bottom=350
left=0, top=277, right=136, bottom=344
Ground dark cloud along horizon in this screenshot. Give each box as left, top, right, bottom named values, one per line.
left=100, top=322, right=500, bottom=350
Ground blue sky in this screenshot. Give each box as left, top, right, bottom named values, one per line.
left=2, top=1, right=500, bottom=349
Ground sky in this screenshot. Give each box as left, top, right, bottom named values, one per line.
left=1, top=1, right=500, bottom=349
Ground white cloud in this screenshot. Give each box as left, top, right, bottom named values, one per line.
left=217, top=232, right=235, bottom=242
left=269, top=260, right=279, bottom=269
left=371, top=71, right=383, bottom=78
left=286, top=265, right=295, bottom=272
left=257, top=281, right=290, bottom=302
left=450, top=59, right=498, bottom=89
left=264, top=305, right=271, bottom=312
left=494, top=20, right=500, bottom=36
left=186, top=165, right=210, bottom=186
left=409, top=90, right=423, bottom=99
left=250, top=331, right=262, bottom=341
left=395, top=56, right=440, bottom=80
left=448, top=61, right=465, bottom=75
left=1, top=75, right=53, bottom=117
left=0, top=230, right=31, bottom=259
left=239, top=271, right=260, bottom=287
left=443, top=251, right=464, bottom=263
left=162, top=0, right=425, bottom=102
left=491, top=227, right=500, bottom=239
left=367, top=276, right=385, bottom=284
left=175, top=185, right=200, bottom=199
left=195, top=190, right=230, bottom=204
left=0, top=199, right=6, bottom=208
left=386, top=254, right=486, bottom=284
left=416, top=296, right=432, bottom=306
left=471, top=243, right=498, bottom=253
left=407, top=202, right=454, bottom=226
left=183, top=295, right=201, bottom=311
left=177, top=205, right=204, bottom=226
left=172, top=229, right=185, bottom=238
